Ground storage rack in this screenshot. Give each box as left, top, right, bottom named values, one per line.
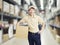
left=46, top=12, right=60, bottom=41
left=47, top=13, right=60, bottom=30
left=0, top=0, right=22, bottom=28
left=0, top=0, right=22, bottom=43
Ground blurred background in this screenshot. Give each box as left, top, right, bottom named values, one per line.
left=0, top=0, right=60, bottom=45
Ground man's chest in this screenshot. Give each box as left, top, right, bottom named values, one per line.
left=27, top=17, right=38, bottom=25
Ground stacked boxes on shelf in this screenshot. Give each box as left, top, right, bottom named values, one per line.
left=55, top=16, right=60, bottom=36
left=0, top=0, right=3, bottom=12
left=0, top=0, right=20, bottom=17
left=9, top=4, right=14, bottom=15
left=3, top=1, right=10, bottom=14
left=14, top=6, right=20, bottom=16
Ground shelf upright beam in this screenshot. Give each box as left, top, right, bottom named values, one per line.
left=0, top=11, right=3, bottom=44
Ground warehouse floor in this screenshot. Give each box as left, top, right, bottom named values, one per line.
left=1, top=28, right=60, bottom=45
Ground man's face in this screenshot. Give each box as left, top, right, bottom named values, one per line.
left=28, top=8, right=35, bottom=15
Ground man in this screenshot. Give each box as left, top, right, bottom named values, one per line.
left=17, top=6, right=45, bottom=45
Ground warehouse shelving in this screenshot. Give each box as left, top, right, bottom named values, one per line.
left=2, top=0, right=21, bottom=19
left=0, top=0, right=23, bottom=43
left=3, top=0, right=20, bottom=6
left=0, top=12, right=22, bottom=20
left=49, top=24, right=60, bottom=30
left=47, top=14, right=60, bottom=30
left=0, top=0, right=22, bottom=28
left=45, top=7, right=60, bottom=43
left=0, top=0, right=28, bottom=34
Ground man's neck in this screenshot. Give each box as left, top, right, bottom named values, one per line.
left=29, top=14, right=35, bottom=17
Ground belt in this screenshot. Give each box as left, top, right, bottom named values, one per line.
left=28, top=32, right=38, bottom=35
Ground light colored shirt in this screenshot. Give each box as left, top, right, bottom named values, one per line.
left=18, top=15, right=44, bottom=33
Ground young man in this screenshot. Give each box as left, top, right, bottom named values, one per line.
left=17, top=6, right=45, bottom=45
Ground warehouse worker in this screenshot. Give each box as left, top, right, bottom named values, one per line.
left=17, top=6, right=45, bottom=45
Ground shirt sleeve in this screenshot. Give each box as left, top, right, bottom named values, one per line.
left=20, top=16, right=27, bottom=23
left=17, top=16, right=27, bottom=25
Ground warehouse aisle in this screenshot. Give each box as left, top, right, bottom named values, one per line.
left=0, top=0, right=60, bottom=45
left=1, top=26, right=59, bottom=45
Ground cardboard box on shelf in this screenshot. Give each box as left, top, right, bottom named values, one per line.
left=3, top=1, right=9, bottom=13
left=10, top=4, right=14, bottom=15
left=15, top=25, right=28, bottom=39
left=0, top=0, right=3, bottom=12
left=14, top=6, right=20, bottom=16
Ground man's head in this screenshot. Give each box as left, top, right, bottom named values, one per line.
left=28, top=6, right=36, bottom=15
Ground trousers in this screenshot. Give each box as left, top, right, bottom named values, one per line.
left=28, top=32, right=41, bottom=45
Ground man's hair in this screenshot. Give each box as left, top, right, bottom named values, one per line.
left=28, top=6, right=35, bottom=11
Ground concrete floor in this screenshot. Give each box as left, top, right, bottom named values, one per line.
left=1, top=28, right=60, bottom=45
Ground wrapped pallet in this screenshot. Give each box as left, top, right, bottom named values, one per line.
left=3, top=1, right=9, bottom=13
left=0, top=0, right=2, bottom=12
left=10, top=4, right=14, bottom=15
left=14, top=6, right=19, bottom=16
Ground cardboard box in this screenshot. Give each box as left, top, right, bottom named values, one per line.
left=3, top=1, right=9, bottom=13
left=15, top=25, right=28, bottom=39
left=10, top=4, right=14, bottom=15
left=14, top=6, right=19, bottom=16
left=0, top=0, right=2, bottom=12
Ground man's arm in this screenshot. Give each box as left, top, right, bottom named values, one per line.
left=38, top=16, right=45, bottom=33
left=17, top=17, right=27, bottom=26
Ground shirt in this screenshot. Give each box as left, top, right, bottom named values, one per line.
left=19, top=15, right=44, bottom=33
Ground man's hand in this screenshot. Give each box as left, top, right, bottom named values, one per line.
left=38, top=31, right=41, bottom=34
